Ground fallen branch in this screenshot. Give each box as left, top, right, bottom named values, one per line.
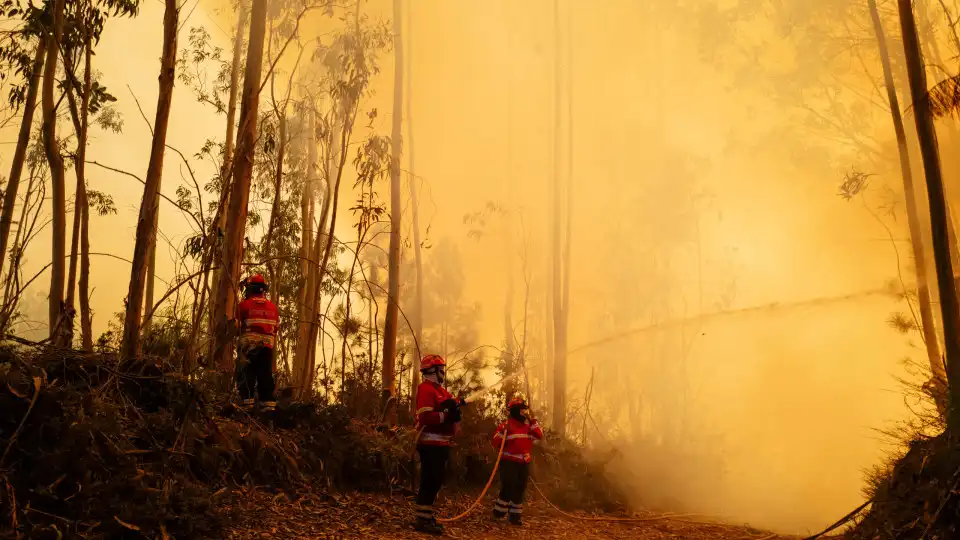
left=3, top=476, right=18, bottom=535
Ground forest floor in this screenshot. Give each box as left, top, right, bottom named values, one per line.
left=222, top=489, right=816, bottom=540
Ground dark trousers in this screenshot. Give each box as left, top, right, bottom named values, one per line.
left=415, top=445, right=451, bottom=520
left=236, top=346, right=276, bottom=402
left=494, top=460, right=529, bottom=518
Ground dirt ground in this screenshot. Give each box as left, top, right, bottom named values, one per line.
left=223, top=489, right=811, bottom=540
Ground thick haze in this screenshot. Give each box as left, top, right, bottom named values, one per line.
left=5, top=0, right=956, bottom=534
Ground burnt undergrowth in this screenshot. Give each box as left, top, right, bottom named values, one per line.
left=0, top=346, right=624, bottom=539
left=846, top=376, right=959, bottom=539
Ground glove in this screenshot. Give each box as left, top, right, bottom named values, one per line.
left=235, top=348, right=250, bottom=368
left=447, top=407, right=463, bottom=423
left=440, top=398, right=459, bottom=413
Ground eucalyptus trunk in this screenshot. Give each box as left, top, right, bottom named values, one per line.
left=120, top=0, right=179, bottom=359
left=380, top=0, right=405, bottom=424
left=897, top=0, right=960, bottom=429
left=405, top=0, right=423, bottom=401
left=0, top=37, right=45, bottom=289
left=211, top=0, right=268, bottom=372
left=869, top=0, right=946, bottom=411
left=66, top=43, right=94, bottom=349
left=41, top=0, right=68, bottom=345
left=210, top=0, right=249, bottom=333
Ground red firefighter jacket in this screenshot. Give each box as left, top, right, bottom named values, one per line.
left=237, top=294, right=280, bottom=349
left=416, top=381, right=459, bottom=447
left=491, top=417, right=544, bottom=463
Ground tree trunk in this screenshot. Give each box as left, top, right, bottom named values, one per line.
left=66, top=43, right=94, bottom=349
left=209, top=0, right=249, bottom=351
left=502, top=223, right=516, bottom=401
left=265, top=113, right=287, bottom=300
left=301, top=117, right=336, bottom=397
left=294, top=103, right=320, bottom=382
left=80, top=192, right=92, bottom=349
left=0, top=37, right=45, bottom=286
left=869, top=0, right=947, bottom=409
left=406, top=0, right=423, bottom=401
left=294, top=107, right=318, bottom=389
left=380, top=0, right=404, bottom=425
left=211, top=0, right=268, bottom=373
left=79, top=45, right=93, bottom=350
left=144, top=208, right=158, bottom=328
left=301, top=0, right=361, bottom=397
left=120, top=0, right=179, bottom=360
left=306, top=105, right=348, bottom=400
left=41, top=0, right=68, bottom=345
left=561, top=0, right=574, bottom=427
left=897, top=0, right=960, bottom=429
left=550, top=0, right=567, bottom=437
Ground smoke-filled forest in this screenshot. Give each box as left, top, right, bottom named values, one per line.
left=4, top=0, right=960, bottom=538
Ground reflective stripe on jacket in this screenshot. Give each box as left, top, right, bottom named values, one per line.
left=237, top=295, right=279, bottom=349
left=416, top=381, right=458, bottom=447
left=492, top=417, right=544, bottom=463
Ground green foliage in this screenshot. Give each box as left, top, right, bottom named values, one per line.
left=350, top=134, right=390, bottom=232
left=176, top=26, right=229, bottom=113
left=321, top=16, right=392, bottom=111
left=93, top=102, right=123, bottom=132
left=86, top=189, right=117, bottom=215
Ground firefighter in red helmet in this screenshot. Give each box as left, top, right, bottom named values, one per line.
left=412, top=354, right=464, bottom=535
left=236, top=274, right=280, bottom=412
left=491, top=397, right=543, bottom=526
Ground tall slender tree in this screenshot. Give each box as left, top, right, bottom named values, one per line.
left=381, top=0, right=404, bottom=422
left=294, top=104, right=320, bottom=390
left=0, top=36, right=45, bottom=290
left=299, top=104, right=333, bottom=396
left=120, top=0, right=180, bottom=359
left=550, top=0, right=569, bottom=436
left=211, top=0, right=268, bottom=372
left=41, top=0, right=68, bottom=344
left=897, top=0, right=960, bottom=429
left=561, top=0, right=574, bottom=424
left=406, top=0, right=423, bottom=402
left=210, top=0, right=248, bottom=319
left=294, top=104, right=317, bottom=385
left=65, top=34, right=94, bottom=349
left=868, top=0, right=947, bottom=411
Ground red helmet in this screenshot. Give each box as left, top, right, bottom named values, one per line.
left=420, top=354, right=446, bottom=371
left=508, top=397, right=528, bottom=409
left=246, top=274, right=267, bottom=285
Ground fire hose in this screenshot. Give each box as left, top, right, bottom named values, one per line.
left=410, top=372, right=697, bottom=525
left=410, top=372, right=845, bottom=534
left=436, top=427, right=507, bottom=523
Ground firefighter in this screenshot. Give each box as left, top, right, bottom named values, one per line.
left=491, top=397, right=543, bottom=526
left=413, top=354, right=463, bottom=535
left=235, top=274, right=280, bottom=412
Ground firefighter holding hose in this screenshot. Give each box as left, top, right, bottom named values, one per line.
left=412, top=354, right=465, bottom=535
left=491, top=397, right=543, bottom=526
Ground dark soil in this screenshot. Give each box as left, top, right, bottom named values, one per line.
left=847, top=432, right=960, bottom=540
left=0, top=347, right=641, bottom=539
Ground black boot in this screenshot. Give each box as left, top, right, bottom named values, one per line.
left=413, top=516, right=444, bottom=535
left=508, top=513, right=522, bottom=526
